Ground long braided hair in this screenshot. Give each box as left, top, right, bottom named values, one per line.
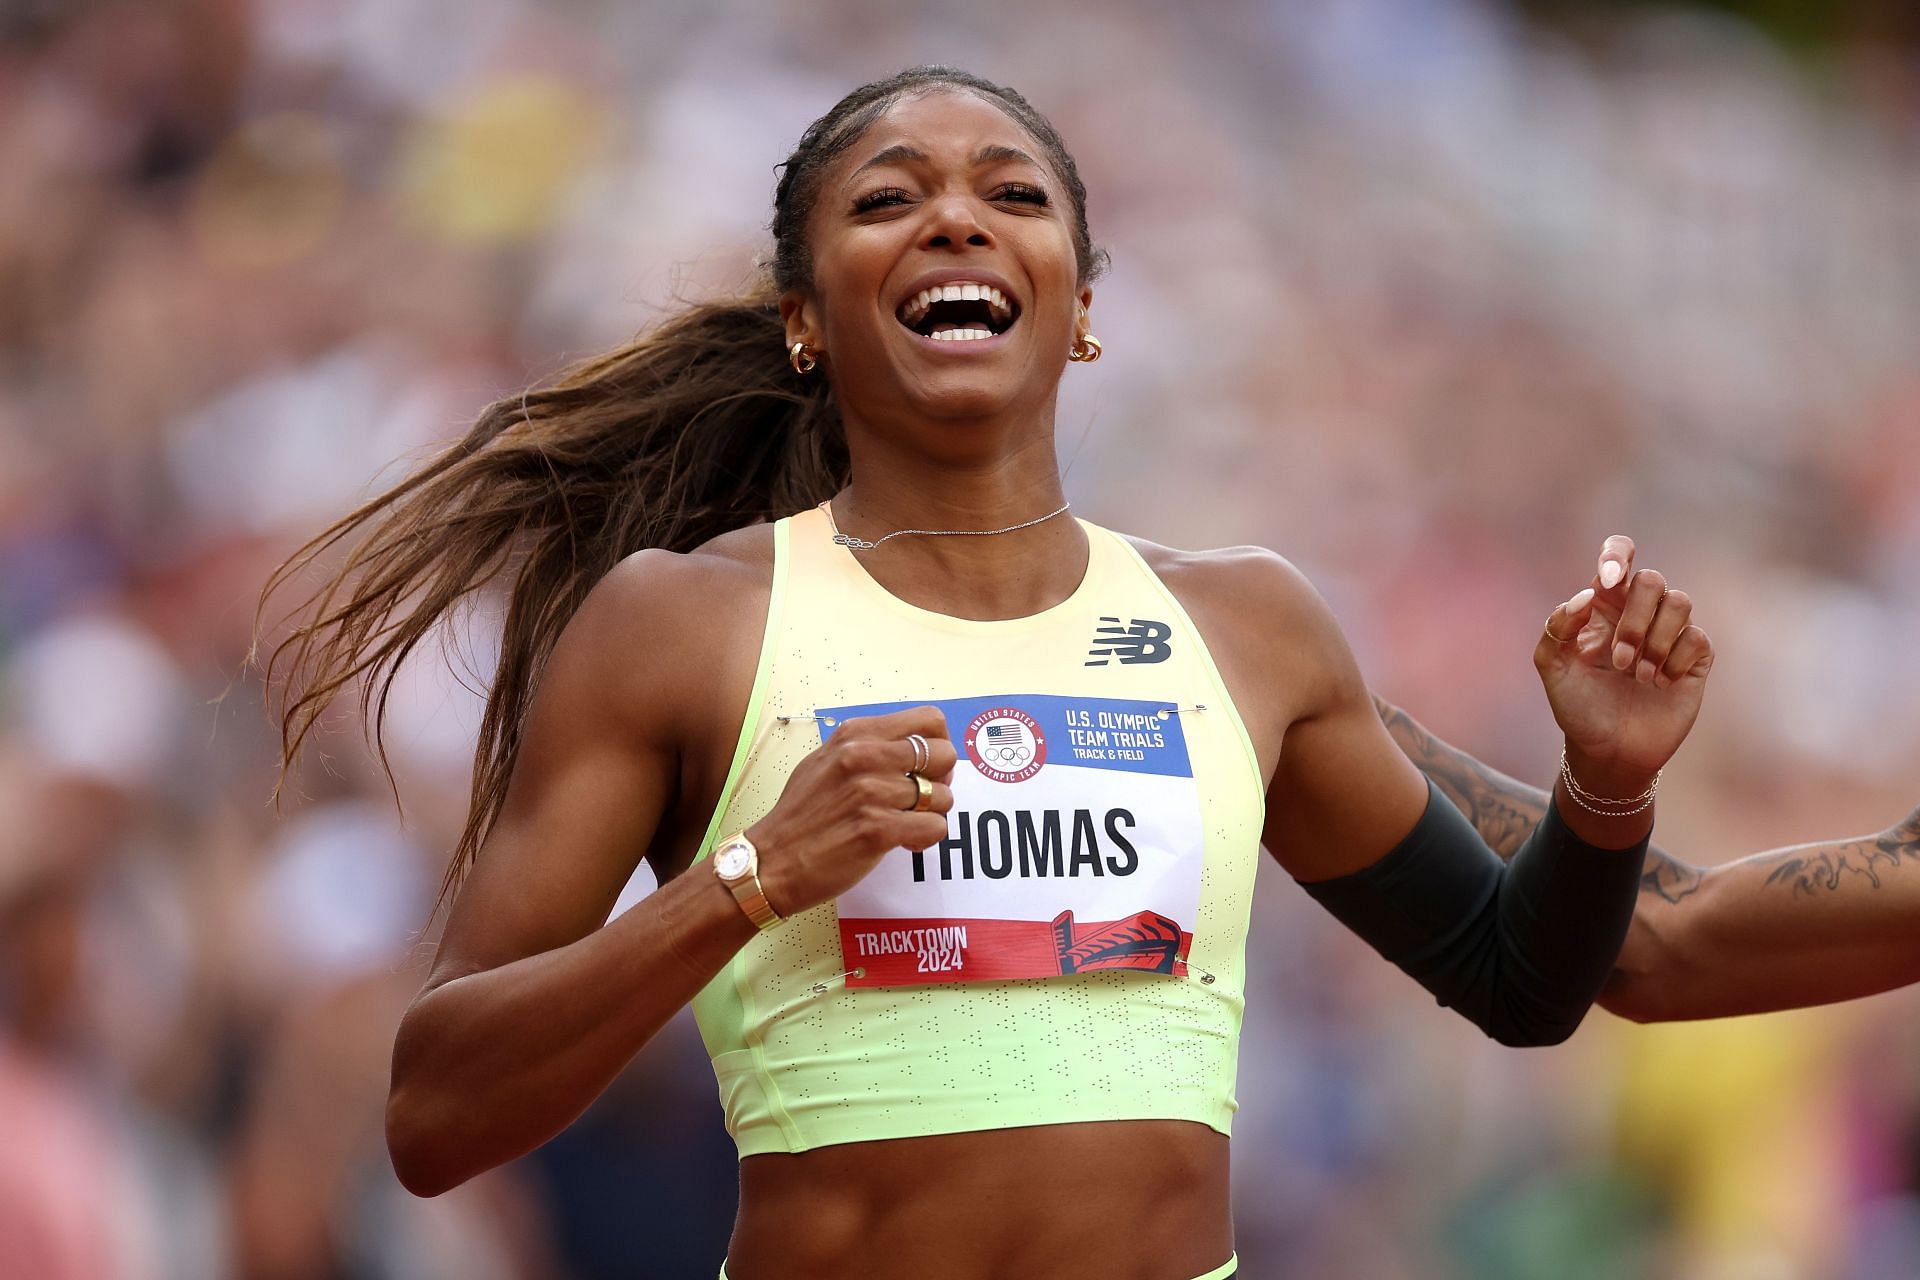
left=258, top=66, right=1105, bottom=921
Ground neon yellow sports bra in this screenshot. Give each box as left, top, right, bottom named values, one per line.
left=686, top=507, right=1265, bottom=1156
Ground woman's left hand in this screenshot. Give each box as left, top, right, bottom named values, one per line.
left=1533, top=534, right=1714, bottom=780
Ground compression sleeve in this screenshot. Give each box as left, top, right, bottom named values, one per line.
left=1295, top=778, right=1648, bottom=1047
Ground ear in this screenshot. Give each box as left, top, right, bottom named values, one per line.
left=1075, top=285, right=1094, bottom=330
left=779, top=290, right=821, bottom=350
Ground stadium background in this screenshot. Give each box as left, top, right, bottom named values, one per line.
left=2, top=0, right=1917, bottom=1276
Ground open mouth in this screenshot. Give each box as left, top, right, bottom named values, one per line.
left=896, top=282, right=1020, bottom=343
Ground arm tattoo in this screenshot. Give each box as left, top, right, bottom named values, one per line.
left=1370, top=695, right=1545, bottom=854
left=1758, top=809, right=1920, bottom=898
left=1372, top=694, right=1701, bottom=906
left=1640, top=849, right=1704, bottom=906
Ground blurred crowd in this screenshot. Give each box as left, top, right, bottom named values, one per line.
left=2, top=0, right=1917, bottom=1277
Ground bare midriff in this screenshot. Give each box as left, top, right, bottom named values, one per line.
left=724, top=1119, right=1233, bottom=1280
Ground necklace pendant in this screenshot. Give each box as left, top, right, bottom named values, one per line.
left=832, top=532, right=878, bottom=551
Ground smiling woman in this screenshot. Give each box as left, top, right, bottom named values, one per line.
left=259, top=67, right=1716, bottom=1279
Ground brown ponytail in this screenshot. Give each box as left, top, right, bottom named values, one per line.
left=261, top=67, right=1103, bottom=919
left=258, top=296, right=843, bottom=918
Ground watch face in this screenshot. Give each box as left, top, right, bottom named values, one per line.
left=714, top=842, right=751, bottom=879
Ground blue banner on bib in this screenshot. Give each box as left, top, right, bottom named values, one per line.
left=817, top=693, right=1194, bottom=780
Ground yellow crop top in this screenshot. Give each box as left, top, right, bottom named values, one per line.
left=682, top=507, right=1265, bottom=1156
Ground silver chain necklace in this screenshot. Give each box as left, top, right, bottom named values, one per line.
left=820, top=499, right=1072, bottom=551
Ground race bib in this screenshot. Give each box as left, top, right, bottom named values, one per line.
left=817, top=694, right=1204, bottom=987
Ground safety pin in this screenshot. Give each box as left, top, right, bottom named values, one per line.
left=1158, top=704, right=1208, bottom=719
left=809, top=966, right=866, bottom=994
left=776, top=712, right=838, bottom=727
left=1180, top=956, right=1218, bottom=984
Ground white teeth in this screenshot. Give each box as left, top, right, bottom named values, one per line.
left=929, top=327, right=994, bottom=342
left=895, top=281, right=1018, bottom=328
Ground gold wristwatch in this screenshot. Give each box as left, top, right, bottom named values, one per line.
left=711, top=831, right=781, bottom=931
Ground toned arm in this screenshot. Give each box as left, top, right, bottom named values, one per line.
left=1374, top=693, right=1920, bottom=1020
left=1154, top=545, right=1653, bottom=1045
left=385, top=546, right=766, bottom=1196
left=384, top=532, right=959, bottom=1196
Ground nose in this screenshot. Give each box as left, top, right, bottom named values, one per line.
left=920, top=191, right=993, bottom=251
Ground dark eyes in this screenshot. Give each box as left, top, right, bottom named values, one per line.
left=851, top=182, right=1051, bottom=213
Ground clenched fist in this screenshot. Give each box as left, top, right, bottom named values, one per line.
left=749, top=705, right=957, bottom=917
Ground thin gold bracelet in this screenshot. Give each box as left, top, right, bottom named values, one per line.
left=1559, top=748, right=1660, bottom=817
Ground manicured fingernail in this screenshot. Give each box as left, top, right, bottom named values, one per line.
left=1599, top=561, right=1624, bottom=589
left=1613, top=641, right=1635, bottom=670
left=1653, top=672, right=1673, bottom=690
left=1636, top=659, right=1656, bottom=684
left=1568, top=588, right=1594, bottom=610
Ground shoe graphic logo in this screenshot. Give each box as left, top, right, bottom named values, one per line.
left=1051, top=909, right=1183, bottom=975
left=1086, top=617, right=1172, bottom=666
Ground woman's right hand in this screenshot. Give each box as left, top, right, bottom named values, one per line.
left=748, top=705, right=957, bottom=917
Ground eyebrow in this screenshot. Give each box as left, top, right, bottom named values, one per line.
left=849, top=143, right=1044, bottom=180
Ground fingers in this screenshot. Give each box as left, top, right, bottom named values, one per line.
left=906, top=733, right=959, bottom=782
left=1608, top=568, right=1667, bottom=671
left=830, top=707, right=956, bottom=852
left=886, top=763, right=953, bottom=855
left=1634, top=588, right=1693, bottom=683
left=1656, top=624, right=1713, bottom=689
left=1595, top=534, right=1635, bottom=593
left=831, top=708, right=958, bottom=782
left=896, top=772, right=956, bottom=814
left=1551, top=587, right=1597, bottom=641
left=1574, top=611, right=1613, bottom=661
left=1535, top=587, right=1596, bottom=665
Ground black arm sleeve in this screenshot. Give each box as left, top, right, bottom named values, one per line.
left=1294, top=778, right=1648, bottom=1047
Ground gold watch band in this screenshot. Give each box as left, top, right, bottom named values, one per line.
left=730, top=873, right=781, bottom=931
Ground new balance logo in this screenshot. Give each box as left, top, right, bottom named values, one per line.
left=1086, top=617, right=1172, bottom=666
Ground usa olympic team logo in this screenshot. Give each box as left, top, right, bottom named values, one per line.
left=964, top=706, right=1047, bottom=783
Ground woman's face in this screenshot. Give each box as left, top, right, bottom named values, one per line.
left=784, top=89, right=1092, bottom=433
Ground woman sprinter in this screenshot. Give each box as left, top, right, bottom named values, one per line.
left=265, top=68, right=1715, bottom=1279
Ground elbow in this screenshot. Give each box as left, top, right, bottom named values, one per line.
left=1595, top=907, right=1692, bottom=1023
left=1441, top=989, right=1589, bottom=1047
left=385, top=1085, right=469, bottom=1199
left=1485, top=1011, right=1584, bottom=1049
left=1443, top=974, right=1596, bottom=1047
left=1595, top=967, right=1669, bottom=1025
left=1599, top=998, right=1661, bottom=1026
left=385, top=992, right=483, bottom=1198
left=1473, top=979, right=1597, bottom=1046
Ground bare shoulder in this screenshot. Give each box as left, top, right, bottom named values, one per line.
left=1121, top=535, right=1341, bottom=646
left=582, top=523, right=773, bottom=635
left=543, top=522, right=775, bottom=738
left=1118, top=534, right=1359, bottom=763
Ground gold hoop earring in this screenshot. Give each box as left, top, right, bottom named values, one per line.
left=1068, top=333, right=1102, bottom=363
left=788, top=341, right=818, bottom=375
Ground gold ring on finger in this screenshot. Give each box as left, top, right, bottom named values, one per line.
left=904, top=771, right=934, bottom=812
left=1543, top=616, right=1576, bottom=644
left=906, top=732, right=930, bottom=775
